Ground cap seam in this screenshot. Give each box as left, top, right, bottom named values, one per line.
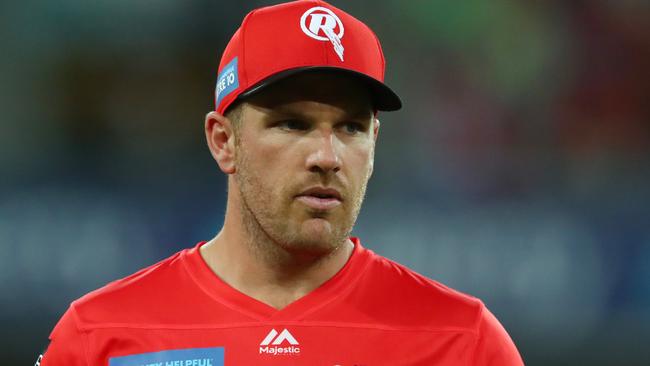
left=323, top=31, right=330, bottom=64
left=313, top=0, right=330, bottom=63
left=240, top=9, right=258, bottom=95
left=371, top=27, right=386, bottom=81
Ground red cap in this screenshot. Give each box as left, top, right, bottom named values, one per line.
left=214, top=0, right=402, bottom=114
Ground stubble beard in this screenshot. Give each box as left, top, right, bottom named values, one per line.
left=233, top=146, right=369, bottom=264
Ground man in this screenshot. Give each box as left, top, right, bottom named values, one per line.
left=41, top=1, right=523, bottom=365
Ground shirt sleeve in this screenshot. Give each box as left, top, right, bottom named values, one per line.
left=41, top=304, right=89, bottom=366
left=471, top=303, right=524, bottom=366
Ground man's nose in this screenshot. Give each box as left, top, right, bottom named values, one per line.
left=305, top=130, right=341, bottom=174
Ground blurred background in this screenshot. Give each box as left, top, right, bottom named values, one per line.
left=1, top=0, right=649, bottom=364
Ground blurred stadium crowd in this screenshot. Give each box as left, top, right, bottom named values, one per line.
left=1, top=1, right=648, bottom=365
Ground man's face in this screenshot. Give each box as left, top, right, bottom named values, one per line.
left=232, top=72, right=378, bottom=257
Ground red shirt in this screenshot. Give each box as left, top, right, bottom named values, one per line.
left=42, top=238, right=523, bottom=365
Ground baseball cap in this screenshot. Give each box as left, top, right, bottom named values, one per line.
left=214, top=0, right=402, bottom=114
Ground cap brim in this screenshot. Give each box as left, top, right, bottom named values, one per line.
left=238, top=66, right=402, bottom=112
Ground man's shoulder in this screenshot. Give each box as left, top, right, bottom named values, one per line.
left=352, top=249, right=485, bottom=332
left=71, top=246, right=196, bottom=328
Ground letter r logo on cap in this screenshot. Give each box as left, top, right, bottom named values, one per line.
left=300, top=6, right=345, bottom=61
left=300, top=6, right=344, bottom=40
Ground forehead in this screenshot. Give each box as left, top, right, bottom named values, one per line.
left=242, top=71, right=374, bottom=117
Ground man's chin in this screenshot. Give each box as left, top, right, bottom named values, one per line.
left=281, top=220, right=348, bottom=255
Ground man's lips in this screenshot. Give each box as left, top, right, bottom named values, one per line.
left=296, top=187, right=342, bottom=210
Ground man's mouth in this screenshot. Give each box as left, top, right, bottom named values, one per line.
left=296, top=187, right=342, bottom=210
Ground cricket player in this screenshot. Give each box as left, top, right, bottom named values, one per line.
left=40, top=1, right=523, bottom=365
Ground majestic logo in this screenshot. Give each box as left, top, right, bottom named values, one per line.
left=300, top=6, right=345, bottom=62
left=259, top=328, right=300, bottom=356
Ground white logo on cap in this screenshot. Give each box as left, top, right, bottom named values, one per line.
left=300, top=6, right=345, bottom=62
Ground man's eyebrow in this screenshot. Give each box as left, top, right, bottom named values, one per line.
left=262, top=108, right=306, bottom=120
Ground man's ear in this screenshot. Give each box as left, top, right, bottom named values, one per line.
left=368, top=118, right=380, bottom=177
left=373, top=118, right=380, bottom=142
left=205, top=111, right=236, bottom=174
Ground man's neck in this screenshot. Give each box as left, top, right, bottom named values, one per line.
left=200, top=226, right=354, bottom=310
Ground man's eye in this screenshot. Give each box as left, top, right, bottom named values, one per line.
left=342, top=122, right=365, bottom=134
left=277, top=119, right=309, bottom=131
